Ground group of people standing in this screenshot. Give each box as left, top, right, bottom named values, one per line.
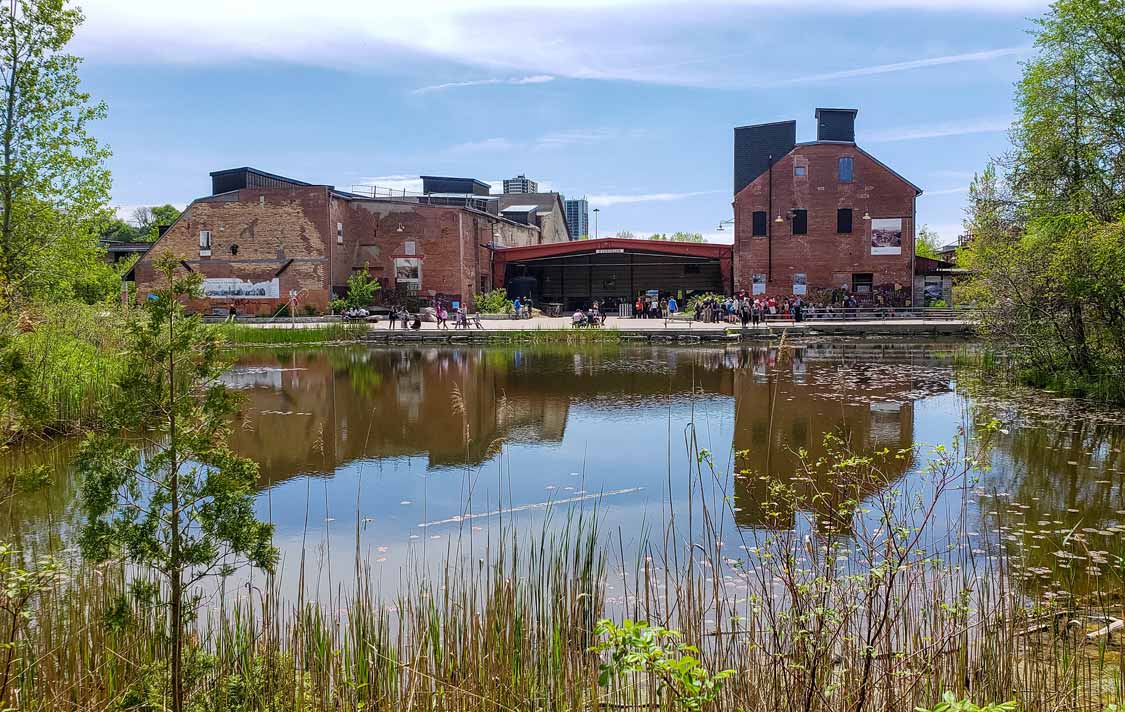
left=633, top=295, right=678, bottom=319
left=692, top=294, right=811, bottom=326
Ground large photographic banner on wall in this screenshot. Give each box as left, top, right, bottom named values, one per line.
left=395, top=258, right=422, bottom=290
left=870, top=218, right=903, bottom=255
left=202, top=277, right=280, bottom=299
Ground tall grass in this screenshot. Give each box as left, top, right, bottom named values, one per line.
left=3, top=343, right=1122, bottom=710
left=1, top=303, right=129, bottom=444
left=4, top=428, right=1120, bottom=711
left=212, top=322, right=371, bottom=345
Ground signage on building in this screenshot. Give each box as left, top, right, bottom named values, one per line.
left=870, top=218, right=903, bottom=255
left=595, top=248, right=624, bottom=254
left=202, top=277, right=280, bottom=299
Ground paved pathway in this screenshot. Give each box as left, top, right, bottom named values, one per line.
left=360, top=315, right=972, bottom=334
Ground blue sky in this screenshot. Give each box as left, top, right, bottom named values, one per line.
left=75, top=0, right=1048, bottom=244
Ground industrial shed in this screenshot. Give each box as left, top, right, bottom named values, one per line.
left=491, top=238, right=733, bottom=312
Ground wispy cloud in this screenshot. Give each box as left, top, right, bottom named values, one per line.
left=412, top=75, right=554, bottom=94
left=77, top=1, right=1043, bottom=88
left=588, top=190, right=723, bottom=208
left=918, top=185, right=972, bottom=196
left=924, top=186, right=970, bottom=196
left=443, top=127, right=638, bottom=155
left=864, top=116, right=1011, bottom=143
left=763, top=47, right=1027, bottom=86
left=450, top=137, right=518, bottom=153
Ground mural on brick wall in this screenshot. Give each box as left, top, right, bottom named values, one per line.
left=870, top=218, right=903, bottom=255
left=202, top=277, right=280, bottom=299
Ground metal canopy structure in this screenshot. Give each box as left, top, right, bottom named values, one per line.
left=492, top=238, right=733, bottom=311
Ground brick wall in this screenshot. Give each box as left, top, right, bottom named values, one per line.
left=134, top=187, right=332, bottom=315
left=137, top=185, right=541, bottom=314
left=733, top=143, right=917, bottom=304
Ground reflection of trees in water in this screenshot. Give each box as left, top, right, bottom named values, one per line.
left=0, top=438, right=83, bottom=547
left=972, top=401, right=1125, bottom=596
left=5, top=342, right=959, bottom=546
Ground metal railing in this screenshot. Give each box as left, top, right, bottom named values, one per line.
left=677, top=306, right=978, bottom=323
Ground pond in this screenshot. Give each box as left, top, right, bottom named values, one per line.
left=5, top=341, right=1125, bottom=602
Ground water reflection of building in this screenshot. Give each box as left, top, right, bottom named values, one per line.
left=229, top=349, right=574, bottom=485
left=729, top=344, right=952, bottom=529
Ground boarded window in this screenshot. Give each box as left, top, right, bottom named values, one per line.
left=336, top=222, right=344, bottom=244
left=792, top=209, right=807, bottom=235
left=838, top=156, right=854, bottom=182
left=751, top=211, right=767, bottom=236
left=837, top=208, right=853, bottom=234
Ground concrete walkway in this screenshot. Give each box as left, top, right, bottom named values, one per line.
left=362, top=315, right=973, bottom=336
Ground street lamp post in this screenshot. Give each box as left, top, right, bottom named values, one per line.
left=593, top=208, right=599, bottom=239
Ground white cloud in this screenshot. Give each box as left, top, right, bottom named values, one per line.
left=763, top=47, right=1026, bottom=86
left=924, top=186, right=970, bottom=196
left=588, top=190, right=723, bottom=207
left=354, top=175, right=424, bottom=194
left=863, top=117, right=1011, bottom=142
left=76, top=1, right=1044, bottom=87
left=450, top=137, right=518, bottom=153
left=412, top=75, right=554, bottom=94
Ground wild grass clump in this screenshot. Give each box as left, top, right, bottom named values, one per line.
left=0, top=302, right=130, bottom=444
left=212, top=322, right=370, bottom=346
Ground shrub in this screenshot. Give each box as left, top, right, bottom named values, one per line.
left=475, top=288, right=512, bottom=314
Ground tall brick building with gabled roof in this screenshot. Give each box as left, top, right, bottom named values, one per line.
left=733, top=108, right=922, bottom=305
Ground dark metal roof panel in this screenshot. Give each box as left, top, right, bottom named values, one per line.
left=733, top=120, right=796, bottom=196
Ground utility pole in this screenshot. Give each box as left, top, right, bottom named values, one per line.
left=593, top=208, right=600, bottom=239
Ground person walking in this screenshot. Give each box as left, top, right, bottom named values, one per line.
left=512, top=296, right=522, bottom=320
left=437, top=304, right=448, bottom=329
left=667, top=295, right=677, bottom=315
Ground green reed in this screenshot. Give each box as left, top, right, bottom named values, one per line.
left=4, top=349, right=1125, bottom=710
left=212, top=322, right=371, bottom=345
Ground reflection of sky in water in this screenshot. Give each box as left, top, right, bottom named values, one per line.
left=229, top=344, right=968, bottom=600
left=9, top=343, right=1124, bottom=604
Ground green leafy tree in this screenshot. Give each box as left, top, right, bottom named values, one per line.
left=958, top=1, right=1125, bottom=402
left=130, top=204, right=181, bottom=241
left=77, top=254, right=277, bottom=712
left=343, top=264, right=380, bottom=309
left=651, top=231, right=705, bottom=243
left=0, top=0, right=111, bottom=306
left=1009, top=0, right=1125, bottom=220
left=915, top=224, right=942, bottom=259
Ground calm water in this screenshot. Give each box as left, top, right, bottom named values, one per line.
left=5, top=342, right=1125, bottom=599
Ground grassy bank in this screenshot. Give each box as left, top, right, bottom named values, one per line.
left=1, top=304, right=130, bottom=445
left=952, top=347, right=1125, bottom=404
left=4, top=422, right=1124, bottom=711
left=212, top=322, right=372, bottom=346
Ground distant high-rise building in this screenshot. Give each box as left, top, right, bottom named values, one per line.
left=503, top=174, right=538, bottom=194
left=564, top=198, right=588, bottom=240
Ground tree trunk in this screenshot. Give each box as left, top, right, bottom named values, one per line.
left=168, top=308, right=183, bottom=712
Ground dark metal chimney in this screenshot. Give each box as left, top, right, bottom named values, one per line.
left=814, top=108, right=857, bottom=142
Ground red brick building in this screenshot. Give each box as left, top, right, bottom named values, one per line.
left=733, top=109, right=922, bottom=305
left=134, top=168, right=551, bottom=314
